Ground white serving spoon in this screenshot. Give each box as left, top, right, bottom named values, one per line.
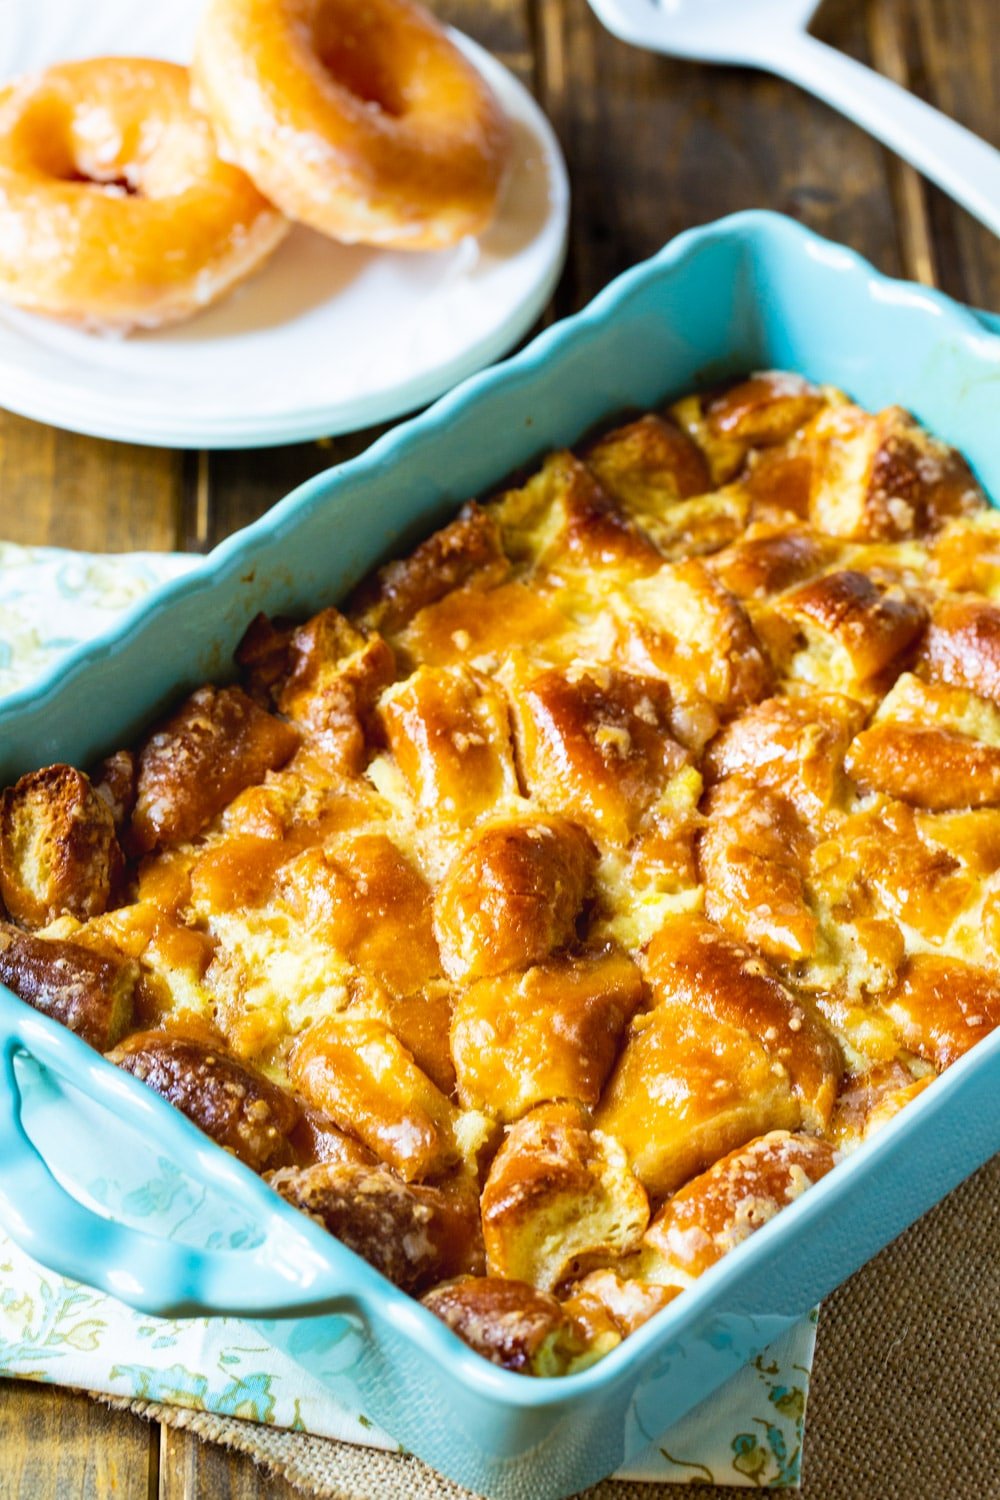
left=586, top=0, right=1000, bottom=238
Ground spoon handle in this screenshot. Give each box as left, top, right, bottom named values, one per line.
left=772, top=32, right=1000, bottom=238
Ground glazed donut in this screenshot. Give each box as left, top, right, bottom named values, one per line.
left=193, top=0, right=511, bottom=251
left=0, top=59, right=288, bottom=331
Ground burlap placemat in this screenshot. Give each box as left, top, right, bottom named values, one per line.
left=100, top=1154, right=999, bottom=1500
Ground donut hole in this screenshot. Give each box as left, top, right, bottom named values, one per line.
left=311, top=16, right=405, bottom=116
left=16, top=102, right=147, bottom=196
left=59, top=166, right=141, bottom=196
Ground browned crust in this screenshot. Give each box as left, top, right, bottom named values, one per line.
left=129, top=685, right=299, bottom=855
left=291, top=1015, right=462, bottom=1182
left=480, top=1103, right=649, bottom=1291
left=0, top=764, right=122, bottom=928
left=108, top=1029, right=300, bottom=1169
left=846, top=722, right=1000, bottom=809
left=584, top=413, right=711, bottom=507
left=433, top=815, right=596, bottom=983
left=881, top=954, right=1000, bottom=1069
left=268, top=1160, right=484, bottom=1290
left=643, top=915, right=842, bottom=1130
left=918, top=597, right=1000, bottom=705
left=91, top=749, right=137, bottom=832
left=779, top=569, right=926, bottom=681
left=421, top=1277, right=585, bottom=1373
left=702, top=692, right=863, bottom=812
left=705, top=373, right=826, bottom=448
left=350, top=502, right=509, bottom=634
left=643, top=1130, right=836, bottom=1278
left=0, top=921, right=135, bottom=1051
left=451, top=949, right=643, bottom=1121
left=504, top=663, right=689, bottom=846
left=708, top=525, right=832, bottom=600
left=698, top=777, right=817, bottom=961
left=238, top=606, right=394, bottom=774
left=807, top=404, right=985, bottom=541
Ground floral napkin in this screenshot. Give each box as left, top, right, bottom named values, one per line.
left=0, top=538, right=816, bottom=1488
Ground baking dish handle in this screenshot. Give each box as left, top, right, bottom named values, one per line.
left=0, top=1028, right=368, bottom=1322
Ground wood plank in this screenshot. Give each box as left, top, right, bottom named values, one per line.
left=535, top=0, right=906, bottom=316
left=0, top=1380, right=156, bottom=1500
left=0, top=412, right=183, bottom=553
left=867, top=0, right=938, bottom=286
left=905, top=0, right=1000, bottom=310
left=158, top=1423, right=301, bottom=1500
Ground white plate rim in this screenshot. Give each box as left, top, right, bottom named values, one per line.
left=0, top=30, right=569, bottom=449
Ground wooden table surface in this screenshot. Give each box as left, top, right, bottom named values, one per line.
left=0, top=0, right=997, bottom=1496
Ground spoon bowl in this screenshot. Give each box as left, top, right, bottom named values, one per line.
left=590, top=0, right=823, bottom=64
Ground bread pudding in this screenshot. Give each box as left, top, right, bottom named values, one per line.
left=2, top=371, right=998, bottom=1374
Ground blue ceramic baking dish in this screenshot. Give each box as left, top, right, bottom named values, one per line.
left=1, top=211, right=999, bottom=1500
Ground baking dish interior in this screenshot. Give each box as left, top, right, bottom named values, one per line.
left=1, top=211, right=999, bottom=1500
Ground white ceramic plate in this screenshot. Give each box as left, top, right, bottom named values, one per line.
left=0, top=0, right=569, bottom=447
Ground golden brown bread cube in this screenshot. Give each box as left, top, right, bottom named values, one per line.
left=641, top=1131, right=836, bottom=1281
left=881, top=955, right=1000, bottom=1070
left=670, top=372, right=826, bottom=485
left=267, top=1160, right=484, bottom=1290
left=238, top=607, right=394, bottom=773
left=847, top=725, right=1000, bottom=810
left=594, top=1002, right=801, bottom=1200
left=277, top=832, right=441, bottom=995
left=807, top=403, right=985, bottom=541
left=708, top=524, right=833, bottom=601
left=189, top=833, right=294, bottom=914
left=778, top=569, right=926, bottom=689
left=351, top=501, right=510, bottom=635
left=433, top=815, right=596, bottom=983
left=622, top=559, right=773, bottom=715
left=643, top=915, right=842, bottom=1132
left=698, top=777, right=817, bottom=961
left=502, top=662, right=689, bottom=847
left=0, top=764, right=122, bottom=929
left=129, top=685, right=299, bottom=855
left=108, top=1030, right=300, bottom=1169
left=705, top=372, right=828, bottom=449
left=742, top=447, right=816, bottom=525
left=563, top=1269, right=681, bottom=1338
left=378, top=664, right=518, bottom=826
left=702, top=691, right=864, bottom=815
left=930, top=512, right=1000, bottom=597
left=829, top=1060, right=934, bottom=1149
left=422, top=1276, right=611, bottom=1374
left=232, top=612, right=296, bottom=701
left=583, top=413, right=710, bottom=512
left=918, top=597, right=1000, bottom=706
left=623, top=487, right=753, bottom=563
left=396, top=579, right=566, bottom=671
left=451, top=948, right=643, bottom=1122
left=845, top=673, right=1000, bottom=810
left=480, top=1103, right=649, bottom=1292
left=344, top=983, right=457, bottom=1097
left=582, top=416, right=749, bottom=564
left=492, top=450, right=664, bottom=577
left=0, top=922, right=135, bottom=1051
left=292, top=1015, right=490, bottom=1181
left=818, top=799, right=976, bottom=948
